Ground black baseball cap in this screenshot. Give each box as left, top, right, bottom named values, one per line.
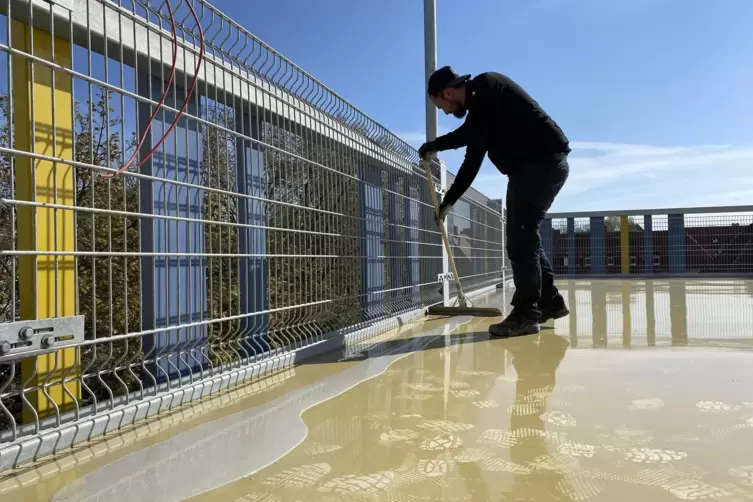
left=427, top=66, right=471, bottom=97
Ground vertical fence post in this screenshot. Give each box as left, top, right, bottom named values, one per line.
left=668, top=213, right=686, bottom=273
left=501, top=207, right=506, bottom=280
left=620, top=215, right=630, bottom=275
left=541, top=218, right=553, bottom=271
left=590, top=216, right=605, bottom=274
left=12, top=21, right=81, bottom=421
left=644, top=215, right=653, bottom=274
left=567, top=217, right=575, bottom=274
left=440, top=164, right=450, bottom=305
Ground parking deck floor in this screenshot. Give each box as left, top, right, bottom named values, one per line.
left=4, top=279, right=753, bottom=501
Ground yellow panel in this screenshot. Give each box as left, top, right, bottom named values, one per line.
left=11, top=21, right=80, bottom=423
left=620, top=215, right=630, bottom=275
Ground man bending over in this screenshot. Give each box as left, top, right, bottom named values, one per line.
left=420, top=66, right=570, bottom=337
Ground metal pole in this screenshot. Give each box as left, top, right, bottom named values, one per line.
left=424, top=0, right=450, bottom=305
left=424, top=0, right=438, bottom=143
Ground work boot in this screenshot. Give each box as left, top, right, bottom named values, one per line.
left=539, top=293, right=569, bottom=323
left=489, top=310, right=541, bottom=337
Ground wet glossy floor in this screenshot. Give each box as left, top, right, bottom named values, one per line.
left=4, top=279, right=753, bottom=501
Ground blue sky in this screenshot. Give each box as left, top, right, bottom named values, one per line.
left=210, top=0, right=753, bottom=212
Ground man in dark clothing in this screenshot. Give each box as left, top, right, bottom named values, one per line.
left=419, top=66, right=570, bottom=337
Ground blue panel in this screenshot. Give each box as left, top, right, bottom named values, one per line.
left=388, top=174, right=402, bottom=309
left=138, top=73, right=207, bottom=384
left=590, top=216, right=605, bottom=274
left=567, top=218, right=576, bottom=274
left=541, top=218, right=553, bottom=265
left=644, top=215, right=653, bottom=273
left=359, top=165, right=385, bottom=321
left=358, top=172, right=367, bottom=319
left=236, top=112, right=268, bottom=358
left=668, top=213, right=686, bottom=273
left=406, top=182, right=420, bottom=307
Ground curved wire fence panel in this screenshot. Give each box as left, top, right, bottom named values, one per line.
left=446, top=173, right=505, bottom=295
left=544, top=208, right=753, bottom=276
left=0, top=0, right=505, bottom=468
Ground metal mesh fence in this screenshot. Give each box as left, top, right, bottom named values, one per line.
left=0, top=0, right=504, bottom=468
left=446, top=177, right=505, bottom=295
left=545, top=210, right=753, bottom=276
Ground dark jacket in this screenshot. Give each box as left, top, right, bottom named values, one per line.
left=434, top=72, right=570, bottom=206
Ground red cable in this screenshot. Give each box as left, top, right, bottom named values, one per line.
left=101, top=0, right=179, bottom=179
left=132, top=0, right=204, bottom=170
left=103, top=0, right=205, bottom=179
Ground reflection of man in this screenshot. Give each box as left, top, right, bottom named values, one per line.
left=502, top=333, right=570, bottom=501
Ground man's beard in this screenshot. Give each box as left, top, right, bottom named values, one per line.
left=452, top=108, right=467, bottom=119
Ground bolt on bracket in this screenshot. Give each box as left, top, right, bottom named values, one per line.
left=0, top=316, right=85, bottom=362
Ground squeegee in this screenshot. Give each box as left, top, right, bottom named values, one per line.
left=422, top=159, right=503, bottom=317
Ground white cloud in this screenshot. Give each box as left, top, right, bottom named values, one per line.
left=389, top=134, right=753, bottom=211
left=564, top=142, right=753, bottom=195
left=570, top=141, right=729, bottom=156
left=558, top=142, right=753, bottom=211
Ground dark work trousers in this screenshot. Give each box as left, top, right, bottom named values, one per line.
left=506, top=153, right=569, bottom=320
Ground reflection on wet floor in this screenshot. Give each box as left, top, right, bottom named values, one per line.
left=3, top=279, right=753, bottom=501
left=185, top=317, right=753, bottom=501
left=555, top=279, right=753, bottom=348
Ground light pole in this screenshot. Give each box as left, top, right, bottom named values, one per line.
left=424, top=0, right=450, bottom=305
left=424, top=0, right=438, bottom=143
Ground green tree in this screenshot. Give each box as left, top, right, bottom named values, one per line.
left=0, top=95, right=16, bottom=324
left=1, top=91, right=371, bottom=429
left=262, top=121, right=363, bottom=349
left=605, top=216, right=620, bottom=232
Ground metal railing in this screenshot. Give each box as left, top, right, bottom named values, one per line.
left=544, top=206, right=753, bottom=276
left=0, top=0, right=506, bottom=471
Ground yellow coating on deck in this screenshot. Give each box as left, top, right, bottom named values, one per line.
left=3, top=279, right=753, bottom=501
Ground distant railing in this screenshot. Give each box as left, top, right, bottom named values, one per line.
left=0, top=0, right=505, bottom=471
left=543, top=206, right=753, bottom=276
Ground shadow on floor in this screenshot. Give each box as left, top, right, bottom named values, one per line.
left=306, top=326, right=555, bottom=365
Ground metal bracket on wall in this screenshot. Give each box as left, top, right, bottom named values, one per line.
left=437, top=272, right=455, bottom=283
left=0, top=316, right=85, bottom=362
left=433, top=182, right=445, bottom=196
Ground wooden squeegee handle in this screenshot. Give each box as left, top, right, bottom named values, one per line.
left=422, top=159, right=466, bottom=302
